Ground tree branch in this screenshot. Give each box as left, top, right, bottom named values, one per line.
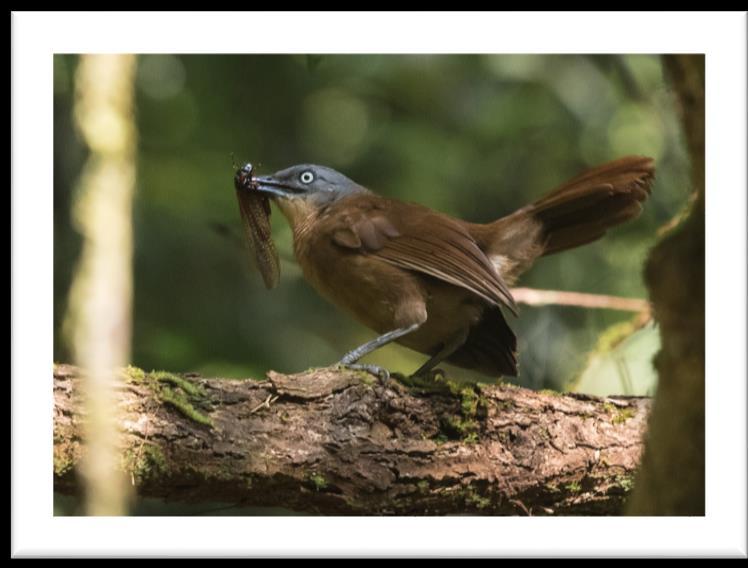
left=54, top=364, right=650, bottom=516
left=510, top=287, right=650, bottom=313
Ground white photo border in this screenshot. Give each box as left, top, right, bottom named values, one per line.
left=11, top=10, right=747, bottom=558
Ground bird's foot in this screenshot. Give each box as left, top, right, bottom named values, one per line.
left=391, top=367, right=448, bottom=390
left=410, top=367, right=447, bottom=382
left=411, top=368, right=447, bottom=381
left=337, top=362, right=390, bottom=384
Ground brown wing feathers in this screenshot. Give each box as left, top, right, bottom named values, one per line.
left=333, top=204, right=518, bottom=315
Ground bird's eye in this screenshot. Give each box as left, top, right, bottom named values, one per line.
left=300, top=171, right=315, bottom=184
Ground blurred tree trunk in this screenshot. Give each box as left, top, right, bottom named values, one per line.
left=63, top=54, right=138, bottom=515
left=626, top=55, right=705, bottom=515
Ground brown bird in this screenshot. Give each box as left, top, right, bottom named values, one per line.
left=244, top=156, right=654, bottom=379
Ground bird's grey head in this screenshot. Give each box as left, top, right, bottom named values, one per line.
left=252, top=164, right=368, bottom=208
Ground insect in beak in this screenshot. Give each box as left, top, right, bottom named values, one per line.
left=233, top=161, right=280, bottom=289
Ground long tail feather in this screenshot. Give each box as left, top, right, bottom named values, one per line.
left=531, top=155, right=655, bottom=254
left=477, top=156, right=655, bottom=283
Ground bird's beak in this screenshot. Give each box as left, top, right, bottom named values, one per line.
left=253, top=175, right=301, bottom=199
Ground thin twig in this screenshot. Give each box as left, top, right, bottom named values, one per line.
left=510, top=287, right=649, bottom=312
left=510, top=499, right=532, bottom=516
left=250, top=394, right=279, bottom=414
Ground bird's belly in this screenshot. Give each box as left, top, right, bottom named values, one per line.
left=395, top=278, right=485, bottom=355
left=297, top=243, right=487, bottom=357
left=299, top=251, right=420, bottom=331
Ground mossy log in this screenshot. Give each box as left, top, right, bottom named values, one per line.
left=54, top=364, right=650, bottom=515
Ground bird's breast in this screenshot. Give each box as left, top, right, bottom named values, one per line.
left=293, top=224, right=414, bottom=333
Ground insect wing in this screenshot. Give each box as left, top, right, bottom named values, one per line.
left=235, top=188, right=281, bottom=289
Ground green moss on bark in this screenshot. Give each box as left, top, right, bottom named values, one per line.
left=123, top=366, right=213, bottom=427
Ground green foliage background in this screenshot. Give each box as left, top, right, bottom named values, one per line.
left=54, top=54, right=689, bottom=393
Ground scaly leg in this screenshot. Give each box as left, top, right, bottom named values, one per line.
left=411, top=327, right=469, bottom=377
left=338, top=323, right=422, bottom=381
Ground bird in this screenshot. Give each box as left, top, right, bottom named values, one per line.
left=243, top=156, right=655, bottom=379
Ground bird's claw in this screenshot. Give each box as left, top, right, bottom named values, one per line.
left=410, top=367, right=447, bottom=382
left=338, top=362, right=390, bottom=384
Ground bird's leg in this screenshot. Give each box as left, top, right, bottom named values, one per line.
left=411, top=327, right=470, bottom=378
left=338, top=323, right=422, bottom=382
left=339, top=323, right=422, bottom=364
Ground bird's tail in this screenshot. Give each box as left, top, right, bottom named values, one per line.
left=478, top=155, right=655, bottom=283
left=527, top=155, right=655, bottom=255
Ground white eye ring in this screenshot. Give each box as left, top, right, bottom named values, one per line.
left=300, top=171, right=314, bottom=184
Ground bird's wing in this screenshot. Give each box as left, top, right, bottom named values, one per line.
left=330, top=198, right=517, bottom=315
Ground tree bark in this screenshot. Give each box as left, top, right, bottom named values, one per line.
left=54, top=364, right=650, bottom=515
left=626, top=54, right=705, bottom=516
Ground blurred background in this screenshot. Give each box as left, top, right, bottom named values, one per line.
left=54, top=54, right=690, bottom=396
